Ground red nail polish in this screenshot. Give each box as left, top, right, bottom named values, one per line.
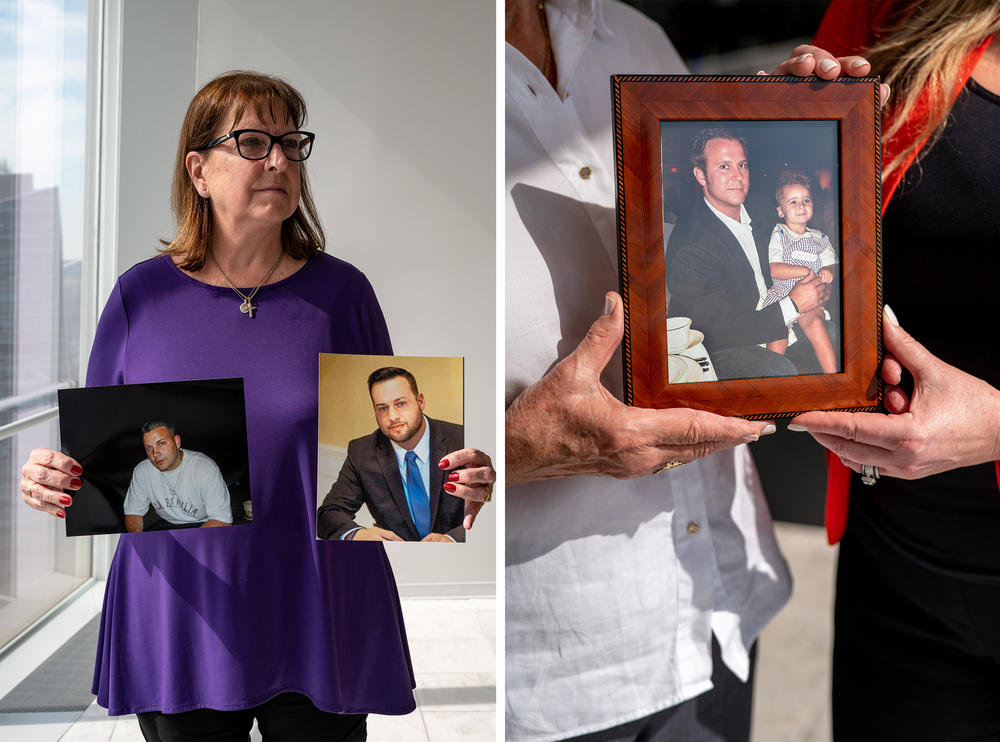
left=57, top=511, right=65, bottom=518
left=59, top=495, right=72, bottom=505
left=443, top=482, right=457, bottom=493
left=438, top=459, right=450, bottom=469
left=448, top=472, right=460, bottom=481
left=71, top=465, right=83, bottom=475
left=70, top=478, right=82, bottom=488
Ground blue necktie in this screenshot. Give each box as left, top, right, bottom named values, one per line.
left=405, top=450, right=431, bottom=538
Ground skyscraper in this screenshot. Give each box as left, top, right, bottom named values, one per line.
left=0, top=165, right=74, bottom=634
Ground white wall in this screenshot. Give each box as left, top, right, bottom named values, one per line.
left=111, top=0, right=495, bottom=593
left=110, top=0, right=198, bottom=284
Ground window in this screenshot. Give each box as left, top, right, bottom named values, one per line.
left=0, top=0, right=92, bottom=648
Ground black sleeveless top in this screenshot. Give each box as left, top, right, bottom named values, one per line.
left=851, top=79, right=1000, bottom=581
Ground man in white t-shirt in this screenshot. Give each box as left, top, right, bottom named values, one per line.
left=123, top=421, right=233, bottom=532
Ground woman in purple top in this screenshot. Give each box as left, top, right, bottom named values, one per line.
left=18, top=71, right=494, bottom=740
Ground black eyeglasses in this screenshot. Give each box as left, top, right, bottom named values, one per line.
left=197, top=129, right=315, bottom=161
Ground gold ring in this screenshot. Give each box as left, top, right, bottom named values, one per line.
left=483, top=492, right=492, bottom=503
left=654, top=460, right=685, bottom=475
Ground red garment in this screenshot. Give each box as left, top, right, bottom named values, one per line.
left=812, top=0, right=996, bottom=544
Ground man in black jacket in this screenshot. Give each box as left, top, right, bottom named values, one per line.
left=316, top=367, right=467, bottom=542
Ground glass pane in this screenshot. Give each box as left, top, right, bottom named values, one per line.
left=0, top=0, right=92, bottom=648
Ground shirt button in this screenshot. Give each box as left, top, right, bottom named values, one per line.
left=686, top=522, right=700, bottom=535
left=578, top=166, right=592, bottom=180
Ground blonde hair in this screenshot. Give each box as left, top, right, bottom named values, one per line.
left=865, top=0, right=1000, bottom=184
left=161, top=71, right=325, bottom=271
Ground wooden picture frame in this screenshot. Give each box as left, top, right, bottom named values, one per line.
left=612, top=75, right=883, bottom=419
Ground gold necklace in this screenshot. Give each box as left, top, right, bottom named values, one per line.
left=209, top=251, right=284, bottom=319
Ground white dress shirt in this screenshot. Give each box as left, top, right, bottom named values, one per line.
left=703, top=199, right=798, bottom=327
left=505, top=2, right=792, bottom=740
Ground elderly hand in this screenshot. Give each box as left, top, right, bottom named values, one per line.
left=438, top=448, right=495, bottom=530
left=21, top=448, right=83, bottom=519
left=506, top=292, right=775, bottom=485
left=788, top=306, right=1000, bottom=479
left=764, top=44, right=891, bottom=105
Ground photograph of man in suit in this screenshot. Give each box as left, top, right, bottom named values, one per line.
left=124, top=421, right=233, bottom=532
left=316, top=367, right=466, bottom=542
left=665, top=126, right=831, bottom=381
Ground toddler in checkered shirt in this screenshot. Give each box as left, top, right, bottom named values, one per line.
left=764, top=173, right=839, bottom=374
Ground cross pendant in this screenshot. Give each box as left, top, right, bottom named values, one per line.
left=240, top=300, right=257, bottom=318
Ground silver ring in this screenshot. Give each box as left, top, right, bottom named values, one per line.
left=861, top=464, right=879, bottom=486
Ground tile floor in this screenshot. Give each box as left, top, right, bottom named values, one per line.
left=1, top=597, right=496, bottom=742
left=751, top=522, right=838, bottom=742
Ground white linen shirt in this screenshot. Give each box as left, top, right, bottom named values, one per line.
left=505, top=2, right=792, bottom=740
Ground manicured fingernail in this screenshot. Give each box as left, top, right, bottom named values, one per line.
left=70, top=478, right=81, bottom=488
left=756, top=70, right=767, bottom=76
left=56, top=511, right=65, bottom=518
left=787, top=423, right=807, bottom=432
left=795, top=53, right=812, bottom=64
left=742, top=433, right=759, bottom=441
left=448, top=472, right=460, bottom=481
left=851, top=58, right=870, bottom=68
left=761, top=424, right=776, bottom=435
left=71, top=465, right=83, bottom=475
left=443, top=482, right=457, bottom=493
left=603, top=295, right=616, bottom=315
left=883, top=304, right=899, bottom=327
left=59, top=495, right=72, bottom=505
left=438, top=458, right=449, bottom=469
left=819, top=58, right=838, bottom=73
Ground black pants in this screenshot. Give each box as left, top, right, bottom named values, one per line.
left=562, top=637, right=756, bottom=742
left=136, top=692, right=367, bottom=741
left=833, top=521, right=1000, bottom=741
left=710, top=345, right=798, bottom=381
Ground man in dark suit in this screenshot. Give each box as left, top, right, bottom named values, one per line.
left=665, top=127, right=830, bottom=380
left=316, top=367, right=466, bottom=542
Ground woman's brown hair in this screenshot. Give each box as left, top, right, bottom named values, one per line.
left=161, top=70, right=325, bottom=271
left=865, top=0, right=1000, bottom=184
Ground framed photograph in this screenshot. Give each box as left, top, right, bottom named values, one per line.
left=315, top=354, right=467, bottom=543
left=58, top=379, right=252, bottom=536
left=612, top=75, right=883, bottom=419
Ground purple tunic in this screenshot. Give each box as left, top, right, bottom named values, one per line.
left=87, top=253, right=416, bottom=716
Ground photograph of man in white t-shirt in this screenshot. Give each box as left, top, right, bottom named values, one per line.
left=123, top=421, right=233, bottom=532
